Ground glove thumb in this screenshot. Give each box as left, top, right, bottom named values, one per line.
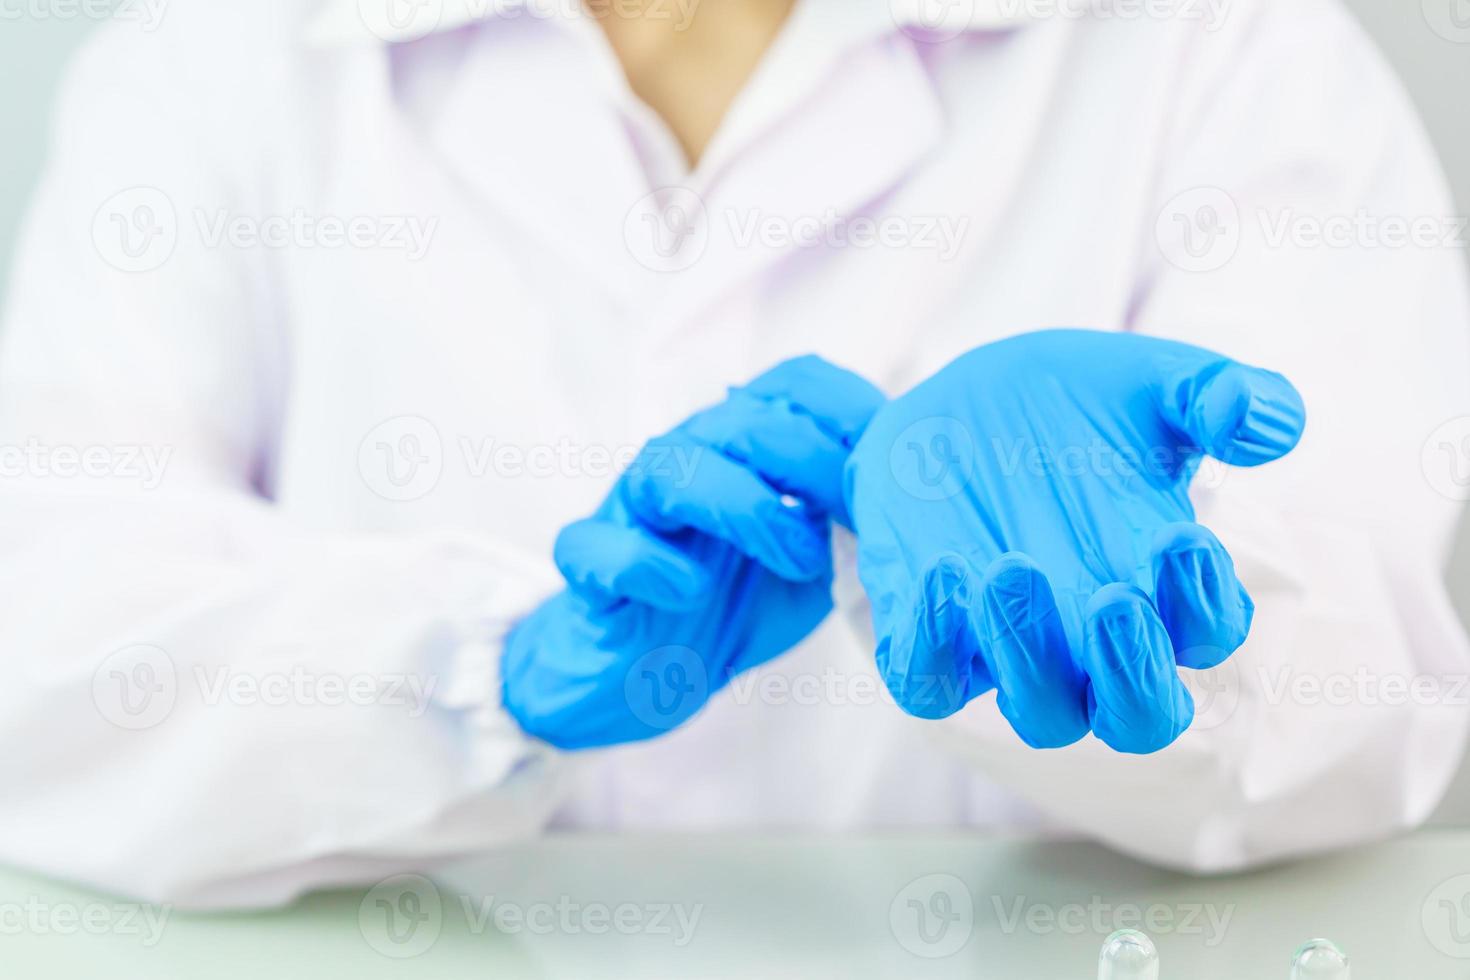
left=1162, top=358, right=1306, bottom=466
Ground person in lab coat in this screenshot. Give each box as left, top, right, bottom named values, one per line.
left=0, top=0, right=1466, bottom=908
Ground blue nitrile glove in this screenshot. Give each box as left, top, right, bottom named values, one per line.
left=503, top=356, right=886, bottom=750
left=844, top=329, right=1306, bottom=753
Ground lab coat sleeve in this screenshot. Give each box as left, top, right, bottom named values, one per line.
left=928, top=0, right=1470, bottom=871
left=0, top=22, right=565, bottom=907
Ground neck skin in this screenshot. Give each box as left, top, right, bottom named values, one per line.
left=588, top=0, right=798, bottom=167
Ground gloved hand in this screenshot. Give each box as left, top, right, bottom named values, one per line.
left=503, top=356, right=886, bottom=750
left=844, top=329, right=1306, bottom=753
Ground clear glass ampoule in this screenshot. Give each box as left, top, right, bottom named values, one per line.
left=1097, top=929, right=1160, bottom=980
left=1290, top=938, right=1350, bottom=979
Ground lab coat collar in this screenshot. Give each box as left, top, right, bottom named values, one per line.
left=305, top=0, right=1037, bottom=47
left=386, top=0, right=954, bottom=323
left=661, top=32, right=948, bottom=327
left=316, top=0, right=1008, bottom=320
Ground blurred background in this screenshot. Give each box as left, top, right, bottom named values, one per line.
left=2, top=1, right=1469, bottom=815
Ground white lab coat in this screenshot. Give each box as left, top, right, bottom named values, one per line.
left=0, top=0, right=1466, bottom=907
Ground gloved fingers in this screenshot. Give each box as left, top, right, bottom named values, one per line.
left=723, top=577, right=836, bottom=679
left=1158, top=354, right=1306, bottom=467
left=622, top=434, right=830, bottom=583
left=683, top=392, right=854, bottom=525
left=977, top=554, right=1090, bottom=749
left=736, top=354, right=887, bottom=450
left=1080, top=583, right=1194, bottom=754
left=554, top=518, right=712, bottom=612
left=877, top=553, right=984, bottom=720
left=1149, top=522, right=1253, bottom=670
